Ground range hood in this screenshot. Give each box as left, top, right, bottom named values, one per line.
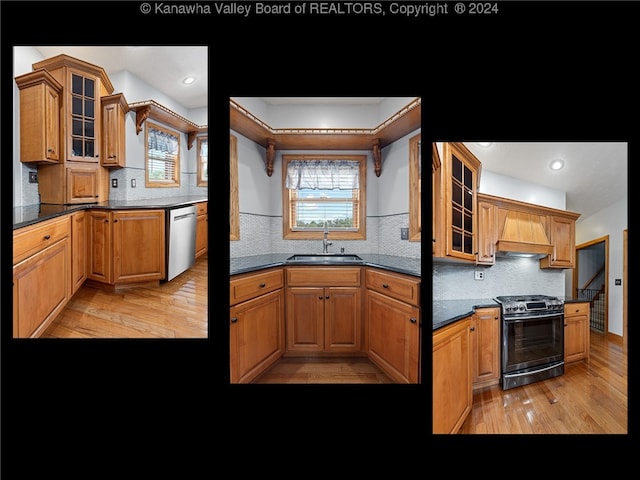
left=495, top=211, right=554, bottom=259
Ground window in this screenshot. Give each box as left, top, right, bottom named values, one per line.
left=197, top=136, right=208, bottom=186
left=409, top=133, right=421, bottom=241
left=145, top=121, right=180, bottom=187
left=230, top=134, right=239, bottom=240
left=282, top=154, right=366, bottom=240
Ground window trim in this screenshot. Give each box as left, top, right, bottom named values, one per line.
left=197, top=135, right=208, bottom=187
left=230, top=134, right=240, bottom=241
left=145, top=121, right=180, bottom=188
left=282, top=154, right=366, bottom=240
left=409, top=133, right=421, bottom=241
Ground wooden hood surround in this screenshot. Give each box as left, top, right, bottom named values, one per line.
left=229, top=98, right=421, bottom=176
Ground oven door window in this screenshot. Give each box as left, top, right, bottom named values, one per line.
left=503, top=315, right=564, bottom=373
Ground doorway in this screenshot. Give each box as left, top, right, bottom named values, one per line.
left=573, top=236, right=608, bottom=334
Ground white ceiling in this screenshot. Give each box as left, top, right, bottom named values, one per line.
left=32, top=46, right=208, bottom=110
left=259, top=97, right=385, bottom=105
left=463, top=142, right=628, bottom=220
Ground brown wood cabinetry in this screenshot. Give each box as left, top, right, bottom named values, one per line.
left=564, top=302, right=590, bottom=363
left=87, top=209, right=165, bottom=287
left=15, top=69, right=63, bottom=163
left=433, top=317, right=473, bottom=434
left=433, top=142, right=482, bottom=263
left=285, top=267, right=362, bottom=354
left=540, top=215, right=577, bottom=268
left=18, top=54, right=115, bottom=204
left=230, top=268, right=285, bottom=383
left=13, top=216, right=71, bottom=338
left=471, top=307, right=500, bottom=388
left=101, top=93, right=129, bottom=168
left=70, top=211, right=87, bottom=294
left=195, top=201, right=208, bottom=259
left=365, top=268, right=420, bottom=383
left=476, top=200, right=496, bottom=265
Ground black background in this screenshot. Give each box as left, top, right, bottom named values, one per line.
left=1, top=0, right=636, bottom=473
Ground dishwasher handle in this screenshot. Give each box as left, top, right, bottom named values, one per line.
left=173, top=212, right=196, bottom=221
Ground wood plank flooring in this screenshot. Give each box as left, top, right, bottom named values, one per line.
left=40, top=254, right=208, bottom=338
left=458, top=330, right=628, bottom=434
left=252, top=356, right=396, bottom=384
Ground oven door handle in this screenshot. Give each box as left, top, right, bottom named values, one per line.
left=503, top=312, right=564, bottom=322
left=503, top=362, right=564, bottom=378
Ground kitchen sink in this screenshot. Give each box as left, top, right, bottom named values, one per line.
left=286, top=254, right=364, bottom=264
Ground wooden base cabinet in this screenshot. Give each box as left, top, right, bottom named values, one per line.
left=564, top=302, right=590, bottom=363
left=365, top=268, right=421, bottom=383
left=13, top=216, right=71, bottom=338
left=195, top=201, right=208, bottom=259
left=230, top=268, right=285, bottom=383
left=433, top=318, right=472, bottom=434
left=285, top=267, right=362, bottom=354
left=87, top=209, right=165, bottom=287
left=471, top=307, right=500, bottom=389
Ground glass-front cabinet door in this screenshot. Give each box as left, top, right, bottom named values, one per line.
left=440, top=142, right=482, bottom=262
left=67, top=69, right=100, bottom=162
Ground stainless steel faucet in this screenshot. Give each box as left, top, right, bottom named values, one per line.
left=322, top=221, right=333, bottom=253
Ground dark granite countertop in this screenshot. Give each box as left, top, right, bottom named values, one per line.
left=13, top=196, right=208, bottom=229
left=230, top=253, right=421, bottom=277
left=562, top=297, right=590, bottom=304
left=432, top=298, right=500, bottom=331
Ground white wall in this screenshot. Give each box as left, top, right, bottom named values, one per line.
left=479, top=170, right=566, bottom=210
left=574, top=197, right=627, bottom=336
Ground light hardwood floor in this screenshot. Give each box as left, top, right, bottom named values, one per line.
left=40, top=254, right=208, bottom=338
left=252, top=356, right=396, bottom=384
left=458, top=330, right=628, bottom=434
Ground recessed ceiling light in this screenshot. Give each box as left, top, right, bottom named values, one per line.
left=476, top=142, right=492, bottom=147
left=550, top=159, right=565, bottom=170
left=182, top=76, right=196, bottom=85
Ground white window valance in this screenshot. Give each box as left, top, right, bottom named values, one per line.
left=286, top=160, right=360, bottom=190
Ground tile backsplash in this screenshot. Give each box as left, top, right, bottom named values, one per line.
left=230, top=212, right=421, bottom=258
left=433, top=257, right=566, bottom=300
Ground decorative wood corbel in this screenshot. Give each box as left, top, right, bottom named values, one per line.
left=372, top=138, right=382, bottom=177
left=187, top=131, right=197, bottom=150
left=134, top=105, right=152, bottom=135
left=266, top=138, right=276, bottom=176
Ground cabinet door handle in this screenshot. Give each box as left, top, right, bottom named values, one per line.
left=319, top=296, right=324, bottom=300
left=410, top=317, right=417, bottom=324
left=259, top=283, right=266, bottom=288
left=382, top=283, right=389, bottom=288
left=230, top=317, right=238, bottom=323
left=43, top=235, right=51, bottom=240
left=325, top=295, right=330, bottom=299
left=564, top=323, right=568, bottom=327
left=470, top=326, right=475, bottom=331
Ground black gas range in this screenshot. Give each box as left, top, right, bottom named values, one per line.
left=494, top=295, right=565, bottom=390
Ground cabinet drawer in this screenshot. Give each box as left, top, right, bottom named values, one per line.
left=565, top=302, right=589, bottom=316
left=230, top=268, right=284, bottom=305
left=196, top=202, right=207, bottom=215
left=366, top=268, right=420, bottom=306
left=286, top=267, right=361, bottom=287
left=13, top=215, right=71, bottom=265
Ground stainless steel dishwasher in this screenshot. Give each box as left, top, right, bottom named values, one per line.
left=166, top=204, right=197, bottom=281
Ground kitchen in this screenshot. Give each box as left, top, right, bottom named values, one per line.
left=11, top=46, right=208, bottom=338
left=433, top=141, right=628, bottom=434
left=229, top=97, right=422, bottom=384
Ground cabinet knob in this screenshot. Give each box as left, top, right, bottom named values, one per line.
left=43, top=234, right=51, bottom=240
left=410, top=317, right=417, bottom=324
left=470, top=326, right=475, bottom=331
left=230, top=317, right=238, bottom=323
left=382, top=283, right=389, bottom=288
left=319, top=296, right=323, bottom=300
left=259, top=283, right=266, bottom=288
left=564, top=323, right=568, bottom=327
left=325, top=295, right=329, bottom=299
left=113, top=219, right=118, bottom=223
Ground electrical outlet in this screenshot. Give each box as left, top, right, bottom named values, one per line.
left=29, top=172, right=38, bottom=183
left=111, top=178, right=118, bottom=188
left=131, top=178, right=136, bottom=188
left=401, top=228, right=409, bottom=240
left=474, top=271, right=484, bottom=281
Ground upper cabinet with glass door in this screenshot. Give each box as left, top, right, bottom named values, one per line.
left=32, top=54, right=115, bottom=163
left=433, top=142, right=482, bottom=263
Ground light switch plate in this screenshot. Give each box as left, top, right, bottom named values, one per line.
left=401, top=228, right=409, bottom=240
left=111, top=178, right=118, bottom=188
left=131, top=179, right=136, bottom=188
